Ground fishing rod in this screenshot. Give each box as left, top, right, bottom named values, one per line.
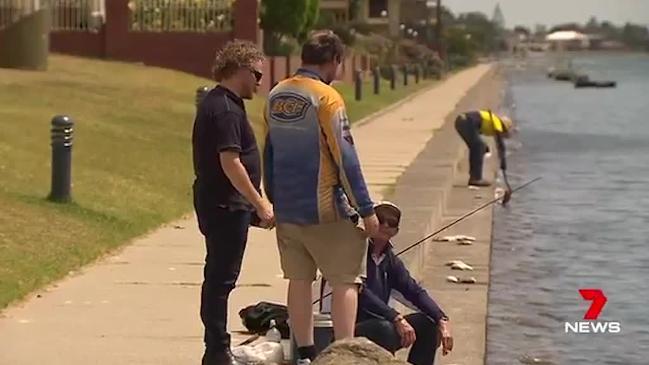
left=238, top=176, right=541, bottom=346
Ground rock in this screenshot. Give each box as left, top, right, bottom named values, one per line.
left=312, top=337, right=408, bottom=365
left=446, top=276, right=460, bottom=283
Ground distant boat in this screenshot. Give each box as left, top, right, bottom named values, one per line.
left=574, top=75, right=617, bottom=88
left=547, top=68, right=586, bottom=82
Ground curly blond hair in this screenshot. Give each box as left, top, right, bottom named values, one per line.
left=212, top=40, right=265, bottom=82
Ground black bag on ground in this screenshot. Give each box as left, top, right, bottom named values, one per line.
left=238, top=301, right=290, bottom=339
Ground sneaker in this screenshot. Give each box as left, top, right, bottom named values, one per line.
left=468, top=179, right=492, bottom=187
left=296, top=359, right=312, bottom=365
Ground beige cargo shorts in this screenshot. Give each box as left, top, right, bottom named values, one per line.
left=276, top=220, right=367, bottom=285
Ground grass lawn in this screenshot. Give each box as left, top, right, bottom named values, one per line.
left=0, top=55, right=435, bottom=309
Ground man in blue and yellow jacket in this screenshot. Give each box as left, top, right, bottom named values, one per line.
left=262, top=30, right=380, bottom=364
left=454, top=110, right=514, bottom=189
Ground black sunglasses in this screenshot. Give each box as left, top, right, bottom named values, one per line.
left=249, top=68, right=263, bottom=83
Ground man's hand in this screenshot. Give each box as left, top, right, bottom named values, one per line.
left=502, top=186, right=513, bottom=205
left=362, top=214, right=380, bottom=238
left=394, top=316, right=416, bottom=348
left=255, top=198, right=275, bottom=228
left=438, top=319, right=453, bottom=356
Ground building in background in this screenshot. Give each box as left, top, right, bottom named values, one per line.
left=320, top=0, right=349, bottom=24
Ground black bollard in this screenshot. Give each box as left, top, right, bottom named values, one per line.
left=403, top=65, right=409, bottom=86
left=373, top=67, right=380, bottom=95
left=49, top=115, right=74, bottom=203
left=390, top=65, right=396, bottom=90
left=195, top=86, right=210, bottom=109
left=415, top=65, right=420, bottom=84
left=354, top=69, right=363, bottom=101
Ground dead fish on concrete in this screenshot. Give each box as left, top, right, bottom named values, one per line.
left=460, top=277, right=477, bottom=284
left=446, top=276, right=460, bottom=283
left=445, top=260, right=465, bottom=266
left=435, top=235, right=476, bottom=242
left=446, top=276, right=477, bottom=284
left=445, top=260, right=474, bottom=271
left=451, top=262, right=474, bottom=271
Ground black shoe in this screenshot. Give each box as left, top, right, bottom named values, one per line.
left=468, top=179, right=492, bottom=187
left=201, top=348, right=238, bottom=365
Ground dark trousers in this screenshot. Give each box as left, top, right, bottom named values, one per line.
left=355, top=313, right=439, bottom=365
left=455, top=115, right=487, bottom=181
left=200, top=208, right=251, bottom=352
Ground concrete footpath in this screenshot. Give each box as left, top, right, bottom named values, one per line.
left=0, top=64, right=493, bottom=365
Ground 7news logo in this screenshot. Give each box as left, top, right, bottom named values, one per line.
left=564, top=289, right=622, bottom=334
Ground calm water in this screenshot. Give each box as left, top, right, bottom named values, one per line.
left=487, top=53, right=649, bottom=365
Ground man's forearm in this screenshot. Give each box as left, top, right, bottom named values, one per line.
left=221, top=156, right=264, bottom=209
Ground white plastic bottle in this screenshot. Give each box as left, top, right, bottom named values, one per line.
left=265, top=319, right=282, bottom=343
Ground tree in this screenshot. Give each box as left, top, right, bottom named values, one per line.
left=456, top=12, right=498, bottom=53
left=260, top=0, right=308, bottom=55
left=621, top=22, right=649, bottom=50
left=585, top=16, right=599, bottom=33
left=298, top=0, right=320, bottom=43
left=549, top=23, right=581, bottom=32
left=445, top=26, right=477, bottom=67
left=513, top=25, right=531, bottom=37
left=349, top=0, right=362, bottom=21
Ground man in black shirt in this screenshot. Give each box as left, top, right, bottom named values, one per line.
left=192, top=40, right=273, bottom=365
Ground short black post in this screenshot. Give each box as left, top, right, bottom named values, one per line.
left=354, top=69, right=363, bottom=101
left=195, top=86, right=210, bottom=109
left=403, top=65, right=409, bottom=86
left=415, top=65, right=420, bottom=84
left=373, top=66, right=380, bottom=95
left=49, top=115, right=74, bottom=203
left=390, top=65, right=396, bottom=90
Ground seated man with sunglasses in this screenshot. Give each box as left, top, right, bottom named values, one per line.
left=354, top=202, right=453, bottom=365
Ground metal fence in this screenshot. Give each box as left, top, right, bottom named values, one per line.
left=0, top=0, right=36, bottom=29
left=0, top=0, right=104, bottom=31
left=129, top=0, right=233, bottom=33
left=51, top=0, right=104, bottom=31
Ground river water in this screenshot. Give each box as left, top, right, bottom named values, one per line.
left=487, top=53, right=649, bottom=365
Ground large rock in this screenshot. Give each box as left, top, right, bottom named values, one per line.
left=312, top=337, right=409, bottom=365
